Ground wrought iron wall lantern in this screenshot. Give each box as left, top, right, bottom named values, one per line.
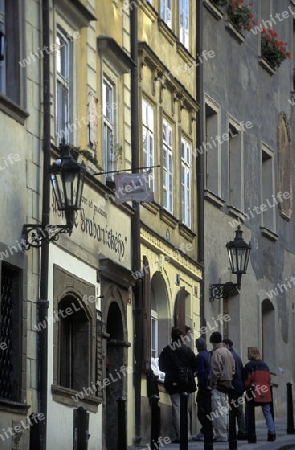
left=210, top=226, right=251, bottom=301
left=22, top=143, right=86, bottom=249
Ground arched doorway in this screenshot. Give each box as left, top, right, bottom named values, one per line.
left=105, top=301, right=124, bottom=450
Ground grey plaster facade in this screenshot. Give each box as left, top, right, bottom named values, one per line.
left=202, top=0, right=295, bottom=417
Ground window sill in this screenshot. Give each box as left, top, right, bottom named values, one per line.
left=0, top=398, right=30, bottom=414
left=203, top=0, right=224, bottom=20
left=260, top=226, right=278, bottom=242
left=158, top=19, right=177, bottom=46
left=0, top=93, right=29, bottom=125
left=139, top=0, right=158, bottom=22
left=204, top=189, right=225, bottom=208
left=225, top=20, right=245, bottom=44
left=159, top=208, right=178, bottom=229
left=227, top=205, right=247, bottom=222
left=142, top=201, right=160, bottom=215
left=51, top=384, right=101, bottom=413
left=258, top=57, right=275, bottom=76
left=176, top=42, right=194, bottom=66
left=179, top=223, right=196, bottom=243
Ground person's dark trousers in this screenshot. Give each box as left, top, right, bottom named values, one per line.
left=234, top=393, right=246, bottom=436
left=196, top=387, right=206, bottom=434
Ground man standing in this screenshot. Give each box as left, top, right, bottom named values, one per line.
left=222, top=338, right=247, bottom=440
left=159, top=327, right=197, bottom=443
left=192, top=338, right=210, bottom=441
left=209, top=331, right=235, bottom=442
left=244, top=347, right=276, bottom=442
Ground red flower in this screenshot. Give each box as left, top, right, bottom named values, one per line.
left=266, top=35, right=270, bottom=41
left=247, top=24, right=252, bottom=30
left=287, top=52, right=291, bottom=58
left=252, top=19, right=257, bottom=25
left=261, top=28, right=266, bottom=34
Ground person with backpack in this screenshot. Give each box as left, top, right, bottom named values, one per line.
left=244, top=347, right=276, bottom=442
left=159, top=327, right=197, bottom=443
left=192, top=337, right=210, bottom=441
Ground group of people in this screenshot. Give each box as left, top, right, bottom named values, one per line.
left=159, top=327, right=276, bottom=444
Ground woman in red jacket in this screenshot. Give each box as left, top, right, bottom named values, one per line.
left=244, top=347, right=276, bottom=442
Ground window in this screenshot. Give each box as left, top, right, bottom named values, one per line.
left=260, top=0, right=273, bottom=26
left=179, top=0, right=189, bottom=48
left=204, top=100, right=220, bottom=196
left=163, top=119, right=173, bottom=213
left=0, top=263, right=21, bottom=401
left=161, top=0, right=172, bottom=28
left=0, top=0, right=21, bottom=104
left=59, top=296, right=91, bottom=391
left=181, top=137, right=191, bottom=228
left=261, top=145, right=275, bottom=232
left=103, top=77, right=116, bottom=181
left=142, top=99, right=154, bottom=191
left=56, top=28, right=73, bottom=144
left=228, top=120, right=243, bottom=211
left=151, top=309, right=158, bottom=358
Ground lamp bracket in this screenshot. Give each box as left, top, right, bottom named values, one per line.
left=22, top=224, right=72, bottom=250
left=209, top=282, right=240, bottom=302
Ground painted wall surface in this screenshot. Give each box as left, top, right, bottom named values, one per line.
left=203, top=0, right=295, bottom=416
left=47, top=245, right=102, bottom=450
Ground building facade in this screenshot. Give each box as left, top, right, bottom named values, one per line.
left=202, top=0, right=295, bottom=419
left=136, top=0, right=202, bottom=443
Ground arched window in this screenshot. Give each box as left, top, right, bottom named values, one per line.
left=58, top=296, right=91, bottom=391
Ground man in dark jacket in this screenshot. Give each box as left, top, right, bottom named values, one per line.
left=192, top=337, right=210, bottom=441
left=223, top=338, right=247, bottom=440
left=159, top=327, right=197, bottom=443
left=244, top=347, right=276, bottom=442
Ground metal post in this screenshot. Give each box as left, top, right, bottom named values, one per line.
left=75, top=406, right=90, bottom=450
left=246, top=385, right=256, bottom=444
left=29, top=413, right=44, bottom=450
left=150, top=395, right=160, bottom=450
left=117, top=397, right=127, bottom=450
left=228, top=388, right=237, bottom=450
left=180, top=392, right=188, bottom=450
left=203, top=387, right=213, bottom=450
left=270, top=383, right=274, bottom=420
left=287, top=382, right=295, bottom=434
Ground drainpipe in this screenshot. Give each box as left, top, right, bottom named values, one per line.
left=196, top=1, right=205, bottom=332
left=38, top=0, right=50, bottom=448
left=130, top=0, right=142, bottom=445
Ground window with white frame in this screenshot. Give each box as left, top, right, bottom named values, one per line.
left=0, top=0, right=21, bottom=105
left=163, top=119, right=173, bottom=213
left=142, top=99, right=154, bottom=191
left=181, top=137, right=191, bottom=228
left=103, top=77, right=116, bottom=181
left=56, top=28, right=72, bottom=144
left=179, top=0, right=189, bottom=49
left=161, top=0, right=172, bottom=28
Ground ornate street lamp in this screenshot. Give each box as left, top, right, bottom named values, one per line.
left=210, top=226, right=252, bottom=301
left=22, top=143, right=86, bottom=249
